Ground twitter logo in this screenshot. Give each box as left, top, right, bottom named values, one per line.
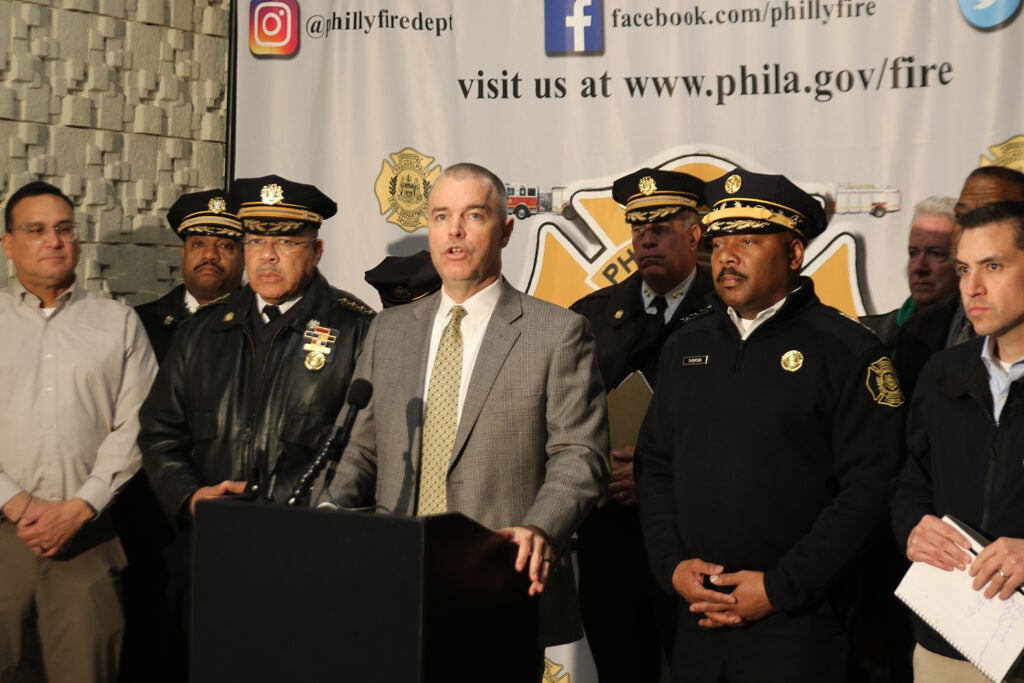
left=959, top=0, right=1020, bottom=28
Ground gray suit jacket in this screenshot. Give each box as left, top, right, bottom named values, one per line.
left=323, top=278, right=609, bottom=645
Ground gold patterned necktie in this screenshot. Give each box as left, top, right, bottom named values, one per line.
left=417, top=305, right=467, bottom=515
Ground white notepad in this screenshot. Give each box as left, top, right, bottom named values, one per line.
left=895, top=515, right=1024, bottom=682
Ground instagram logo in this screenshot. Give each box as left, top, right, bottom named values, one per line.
left=249, top=0, right=299, bottom=56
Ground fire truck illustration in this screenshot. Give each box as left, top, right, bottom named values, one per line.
left=831, top=184, right=902, bottom=218
left=507, top=185, right=573, bottom=219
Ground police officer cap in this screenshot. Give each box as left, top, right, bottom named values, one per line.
left=612, top=168, right=705, bottom=225
left=232, top=174, right=337, bottom=236
left=166, top=189, right=242, bottom=241
left=364, top=250, right=441, bottom=308
left=703, top=168, right=827, bottom=243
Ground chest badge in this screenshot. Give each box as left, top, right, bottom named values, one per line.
left=780, top=350, right=804, bottom=372
left=302, top=319, right=339, bottom=371
left=682, top=355, right=709, bottom=366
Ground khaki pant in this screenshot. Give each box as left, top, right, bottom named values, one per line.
left=0, top=518, right=126, bottom=683
left=913, top=643, right=1024, bottom=683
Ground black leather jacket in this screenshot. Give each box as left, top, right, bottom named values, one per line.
left=139, top=271, right=374, bottom=524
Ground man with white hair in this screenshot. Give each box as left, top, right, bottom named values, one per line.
left=861, top=196, right=958, bottom=347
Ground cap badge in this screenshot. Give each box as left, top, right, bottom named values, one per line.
left=638, top=176, right=657, bottom=196
left=223, top=312, right=235, bottom=322
left=724, top=174, right=743, bottom=194
left=261, top=183, right=284, bottom=206
left=866, top=357, right=904, bottom=407
left=208, top=197, right=227, bottom=214
left=780, top=349, right=804, bottom=372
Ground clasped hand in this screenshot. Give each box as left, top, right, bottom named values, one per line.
left=672, top=558, right=775, bottom=628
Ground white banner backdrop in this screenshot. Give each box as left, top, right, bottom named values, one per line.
left=235, top=0, right=1023, bottom=677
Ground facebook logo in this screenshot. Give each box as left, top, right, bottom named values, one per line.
left=544, top=0, right=604, bottom=56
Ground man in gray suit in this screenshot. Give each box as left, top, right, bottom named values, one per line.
left=319, top=162, right=609, bottom=663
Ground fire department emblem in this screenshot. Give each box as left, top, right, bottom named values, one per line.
left=780, top=350, right=804, bottom=372
left=979, top=134, right=1024, bottom=173
left=866, top=357, right=904, bottom=407
left=208, top=196, right=227, bottom=213
left=374, top=147, right=443, bottom=232
left=724, top=174, right=743, bottom=194
left=524, top=149, right=869, bottom=332
left=542, top=658, right=570, bottom=683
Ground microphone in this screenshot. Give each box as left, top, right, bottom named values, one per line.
left=287, top=379, right=373, bottom=505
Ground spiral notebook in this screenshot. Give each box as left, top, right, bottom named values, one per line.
left=895, top=515, right=1024, bottom=682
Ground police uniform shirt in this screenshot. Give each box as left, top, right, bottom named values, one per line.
left=642, top=266, right=697, bottom=324
left=726, top=296, right=789, bottom=340
left=184, top=289, right=201, bottom=314
left=256, top=293, right=302, bottom=324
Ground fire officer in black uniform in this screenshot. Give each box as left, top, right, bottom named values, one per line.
left=139, top=174, right=374, bottom=526
left=636, top=168, right=905, bottom=682
left=134, top=190, right=245, bottom=363
left=570, top=168, right=713, bottom=682
left=118, top=190, right=244, bottom=681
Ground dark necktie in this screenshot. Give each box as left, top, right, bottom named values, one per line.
left=650, top=295, right=668, bottom=325
left=635, top=295, right=669, bottom=385
left=263, top=305, right=282, bottom=324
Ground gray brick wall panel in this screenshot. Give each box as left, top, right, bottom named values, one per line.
left=1, top=0, right=230, bottom=301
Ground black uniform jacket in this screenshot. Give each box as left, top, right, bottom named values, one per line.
left=570, top=267, right=714, bottom=389
left=637, top=278, right=906, bottom=615
left=135, top=284, right=191, bottom=364
left=893, top=294, right=963, bottom=397
left=139, top=271, right=373, bottom=524
left=891, top=337, right=1024, bottom=658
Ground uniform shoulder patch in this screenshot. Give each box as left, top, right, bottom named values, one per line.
left=865, top=356, right=904, bottom=407
left=337, top=297, right=376, bottom=316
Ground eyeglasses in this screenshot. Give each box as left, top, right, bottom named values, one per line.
left=12, top=222, right=80, bottom=244
left=242, top=237, right=315, bottom=255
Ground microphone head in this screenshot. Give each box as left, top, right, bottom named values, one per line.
left=346, top=378, right=373, bottom=409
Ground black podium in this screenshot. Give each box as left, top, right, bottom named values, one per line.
left=191, top=499, right=538, bottom=682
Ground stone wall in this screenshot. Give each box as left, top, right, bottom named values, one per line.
left=0, top=0, right=232, bottom=304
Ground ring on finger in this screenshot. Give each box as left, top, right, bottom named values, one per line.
left=999, top=569, right=1008, bottom=579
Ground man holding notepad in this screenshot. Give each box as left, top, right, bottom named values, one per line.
left=571, top=168, right=713, bottom=682
left=892, top=200, right=1024, bottom=681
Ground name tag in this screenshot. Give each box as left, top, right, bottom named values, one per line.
left=682, top=355, right=709, bottom=366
